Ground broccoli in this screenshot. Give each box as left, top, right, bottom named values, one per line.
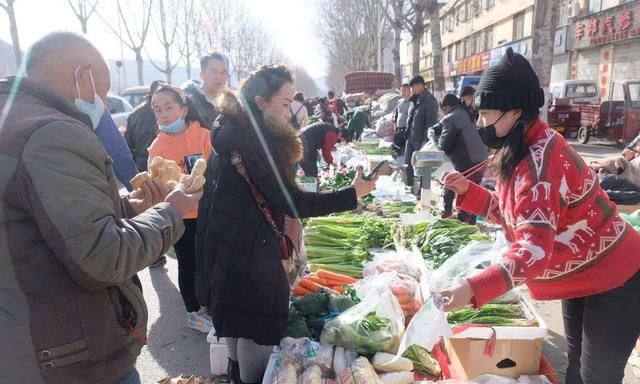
left=294, top=290, right=330, bottom=316
left=328, top=295, right=357, bottom=313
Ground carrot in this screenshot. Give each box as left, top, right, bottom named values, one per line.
left=299, top=278, right=323, bottom=292
left=306, top=276, right=344, bottom=287
left=393, top=292, right=415, bottom=304
left=390, top=285, right=413, bottom=296
left=293, top=285, right=313, bottom=296
left=331, top=285, right=346, bottom=294
left=316, top=270, right=357, bottom=284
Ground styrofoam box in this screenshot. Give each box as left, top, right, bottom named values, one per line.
left=207, top=328, right=228, bottom=376
left=261, top=353, right=281, bottom=384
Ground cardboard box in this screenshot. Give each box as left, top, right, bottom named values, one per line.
left=445, top=298, right=547, bottom=381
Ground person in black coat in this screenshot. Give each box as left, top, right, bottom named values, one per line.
left=195, top=65, right=376, bottom=384
left=124, top=80, right=164, bottom=171
left=404, top=75, right=439, bottom=190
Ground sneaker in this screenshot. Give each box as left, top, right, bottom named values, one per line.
left=199, top=308, right=213, bottom=325
left=149, top=256, right=167, bottom=269
left=187, top=310, right=213, bottom=333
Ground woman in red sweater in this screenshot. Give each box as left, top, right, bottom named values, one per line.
left=441, top=48, right=640, bottom=384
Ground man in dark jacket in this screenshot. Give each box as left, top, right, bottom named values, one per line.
left=459, top=85, right=479, bottom=124
left=435, top=94, right=488, bottom=223
left=183, top=52, right=229, bottom=129
left=125, top=80, right=164, bottom=171
left=405, top=75, right=439, bottom=189
left=299, top=122, right=342, bottom=177
left=2, top=31, right=201, bottom=384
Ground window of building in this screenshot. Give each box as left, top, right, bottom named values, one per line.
left=447, top=45, right=453, bottom=63
left=464, top=1, right=470, bottom=21
left=473, top=0, right=482, bottom=17
left=472, top=32, right=482, bottom=54
left=455, top=41, right=462, bottom=60
left=484, top=27, right=494, bottom=50
left=557, top=2, right=568, bottom=26
left=588, top=0, right=602, bottom=13
left=486, top=0, right=495, bottom=9
left=513, top=12, right=525, bottom=40
left=463, top=38, right=470, bottom=57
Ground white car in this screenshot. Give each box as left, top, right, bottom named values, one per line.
left=550, top=80, right=600, bottom=105
left=107, top=93, right=134, bottom=130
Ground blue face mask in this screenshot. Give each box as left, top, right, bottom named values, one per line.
left=74, top=67, right=104, bottom=130
left=158, top=116, right=185, bottom=134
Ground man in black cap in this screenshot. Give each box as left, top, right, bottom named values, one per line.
left=459, top=85, right=478, bottom=124
left=405, top=75, right=439, bottom=191
left=434, top=93, right=487, bottom=222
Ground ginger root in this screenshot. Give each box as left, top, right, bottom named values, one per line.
left=129, top=156, right=201, bottom=192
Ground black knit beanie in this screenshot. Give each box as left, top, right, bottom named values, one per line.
left=474, top=47, right=545, bottom=110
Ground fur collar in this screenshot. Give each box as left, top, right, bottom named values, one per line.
left=216, top=89, right=304, bottom=163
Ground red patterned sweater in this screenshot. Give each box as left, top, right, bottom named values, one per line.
left=458, top=119, right=640, bottom=307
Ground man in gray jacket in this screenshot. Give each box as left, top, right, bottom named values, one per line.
left=392, top=83, right=412, bottom=155
left=0, top=32, right=202, bottom=384
left=435, top=94, right=488, bottom=223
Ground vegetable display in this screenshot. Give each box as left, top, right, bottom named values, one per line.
left=304, top=215, right=394, bottom=278
left=409, top=219, right=490, bottom=268
left=401, top=345, right=441, bottom=377
left=447, top=303, right=537, bottom=327
left=353, top=143, right=395, bottom=156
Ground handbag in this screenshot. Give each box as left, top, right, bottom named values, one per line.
left=230, top=150, right=306, bottom=285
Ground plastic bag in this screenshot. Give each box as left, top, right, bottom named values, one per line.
left=338, top=357, right=383, bottom=384
left=270, top=359, right=301, bottom=384
left=430, top=232, right=507, bottom=293
left=280, top=337, right=310, bottom=371
left=301, top=366, right=322, bottom=384
left=363, top=250, right=427, bottom=281
left=321, top=288, right=404, bottom=356
left=302, top=342, right=334, bottom=377
left=395, top=296, right=451, bottom=359
left=380, top=372, right=414, bottom=384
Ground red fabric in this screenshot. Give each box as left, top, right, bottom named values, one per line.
left=322, top=130, right=338, bottom=165
left=457, top=119, right=640, bottom=307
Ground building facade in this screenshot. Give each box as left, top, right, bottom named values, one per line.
left=402, top=0, right=640, bottom=95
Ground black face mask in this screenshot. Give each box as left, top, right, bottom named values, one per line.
left=478, top=112, right=512, bottom=150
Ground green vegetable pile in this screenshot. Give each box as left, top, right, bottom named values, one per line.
left=353, top=143, right=394, bottom=156
left=285, top=288, right=359, bottom=340
left=320, top=168, right=356, bottom=190
left=410, top=219, right=490, bottom=268
left=447, top=304, right=537, bottom=327
left=402, top=344, right=441, bottom=376
left=321, top=310, right=397, bottom=356
left=373, top=201, right=417, bottom=218
left=304, top=214, right=394, bottom=277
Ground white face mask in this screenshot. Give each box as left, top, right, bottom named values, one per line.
left=74, top=66, right=104, bottom=130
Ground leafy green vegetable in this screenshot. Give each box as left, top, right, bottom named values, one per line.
left=329, top=295, right=357, bottom=313
left=402, top=344, right=441, bottom=376
left=285, top=307, right=312, bottom=338
left=294, top=290, right=330, bottom=317
left=447, top=304, right=536, bottom=327
left=321, top=310, right=397, bottom=356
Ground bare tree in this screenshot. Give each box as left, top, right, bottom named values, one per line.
left=176, top=0, right=202, bottom=79
left=292, top=66, right=321, bottom=98
left=388, top=0, right=426, bottom=76
left=426, top=0, right=444, bottom=92
left=378, top=0, right=405, bottom=83
left=318, top=0, right=391, bottom=80
left=0, top=0, right=21, bottom=67
left=98, top=0, right=153, bottom=85
left=531, top=0, right=558, bottom=122
left=68, top=0, right=99, bottom=34
left=146, top=0, right=180, bottom=83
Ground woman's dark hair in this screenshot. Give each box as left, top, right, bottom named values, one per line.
left=494, top=109, right=540, bottom=182
left=239, top=65, right=298, bottom=189
left=294, top=92, right=305, bottom=103
left=152, top=84, right=206, bottom=127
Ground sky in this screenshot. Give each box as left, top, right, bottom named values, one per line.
left=0, top=0, right=328, bottom=79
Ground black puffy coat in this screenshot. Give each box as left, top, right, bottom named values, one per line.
left=124, top=102, right=157, bottom=171
left=195, top=91, right=357, bottom=345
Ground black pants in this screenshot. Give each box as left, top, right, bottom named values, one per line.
left=404, top=141, right=418, bottom=187
left=392, top=128, right=407, bottom=155
left=299, top=150, right=319, bottom=178
left=563, top=269, right=640, bottom=384
left=174, top=219, right=200, bottom=313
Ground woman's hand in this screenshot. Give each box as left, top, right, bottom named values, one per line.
left=443, top=172, right=470, bottom=195
left=439, top=280, right=475, bottom=312
left=352, top=166, right=378, bottom=199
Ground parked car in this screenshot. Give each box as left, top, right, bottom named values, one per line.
left=107, top=93, right=134, bottom=132
left=549, top=80, right=600, bottom=105
left=120, top=85, right=149, bottom=108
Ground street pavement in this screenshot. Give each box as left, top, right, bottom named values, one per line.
left=135, top=139, right=640, bottom=383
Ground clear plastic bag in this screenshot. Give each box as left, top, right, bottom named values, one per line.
left=301, top=366, right=322, bottom=384
left=429, top=232, right=507, bottom=293
left=358, top=271, right=423, bottom=323
left=394, top=295, right=451, bottom=358
left=363, top=249, right=427, bottom=281
left=320, top=288, right=405, bottom=355
left=279, top=337, right=310, bottom=371
left=302, top=341, right=334, bottom=377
